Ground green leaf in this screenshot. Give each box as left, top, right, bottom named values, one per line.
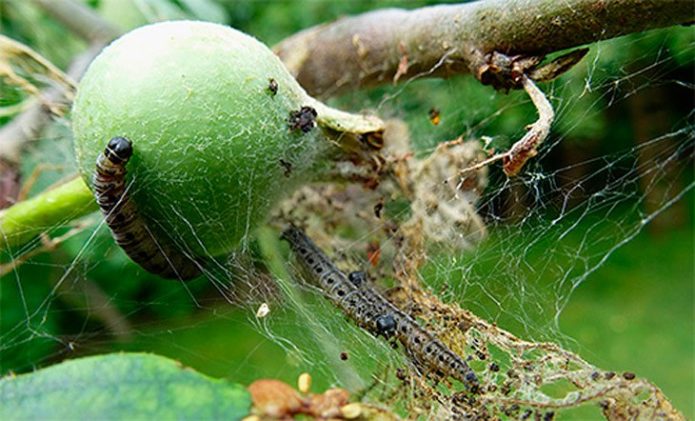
left=0, top=353, right=251, bottom=420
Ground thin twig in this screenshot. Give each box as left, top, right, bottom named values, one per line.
left=0, top=43, right=105, bottom=163
left=503, top=75, right=554, bottom=176
left=32, top=0, right=120, bottom=44
left=460, top=75, right=554, bottom=177
left=0, top=35, right=77, bottom=92
left=0, top=35, right=77, bottom=117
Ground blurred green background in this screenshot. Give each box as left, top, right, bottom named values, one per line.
left=1, top=0, right=693, bottom=418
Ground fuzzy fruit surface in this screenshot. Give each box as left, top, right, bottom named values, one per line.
left=72, top=21, right=327, bottom=257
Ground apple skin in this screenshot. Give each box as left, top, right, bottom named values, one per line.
left=72, top=21, right=328, bottom=257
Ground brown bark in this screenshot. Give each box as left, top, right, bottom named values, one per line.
left=274, top=0, right=695, bottom=97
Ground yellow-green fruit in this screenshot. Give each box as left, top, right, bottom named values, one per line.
left=72, top=21, right=329, bottom=257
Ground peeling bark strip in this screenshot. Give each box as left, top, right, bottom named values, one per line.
left=274, top=0, right=694, bottom=97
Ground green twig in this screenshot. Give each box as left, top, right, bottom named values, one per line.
left=0, top=176, right=96, bottom=251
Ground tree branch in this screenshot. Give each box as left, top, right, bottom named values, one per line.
left=32, top=0, right=121, bottom=44
left=0, top=176, right=97, bottom=250
left=274, top=0, right=695, bottom=97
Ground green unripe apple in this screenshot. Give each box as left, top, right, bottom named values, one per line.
left=72, top=21, right=381, bottom=258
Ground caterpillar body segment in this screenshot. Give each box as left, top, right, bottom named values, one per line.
left=360, top=282, right=479, bottom=387
left=281, top=227, right=396, bottom=336
left=346, top=272, right=470, bottom=377
left=281, top=226, right=479, bottom=390
left=94, top=137, right=202, bottom=280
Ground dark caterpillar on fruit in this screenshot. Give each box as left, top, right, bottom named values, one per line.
left=281, top=226, right=479, bottom=390
left=93, top=136, right=202, bottom=280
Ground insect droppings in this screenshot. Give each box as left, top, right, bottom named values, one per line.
left=278, top=159, right=293, bottom=177
left=373, top=199, right=384, bottom=218
left=288, top=106, right=317, bottom=133
left=94, top=136, right=202, bottom=280
left=428, top=107, right=441, bottom=125
left=268, top=78, right=278, bottom=96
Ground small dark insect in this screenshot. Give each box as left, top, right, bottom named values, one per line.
left=288, top=106, right=317, bottom=133
left=339, top=351, right=349, bottom=361
left=428, top=107, right=441, bottom=125
left=622, top=372, right=636, bottom=380
left=268, top=78, right=278, bottom=96
left=489, top=362, right=500, bottom=372
left=604, top=371, right=616, bottom=380
left=278, top=159, right=293, bottom=177
left=543, top=411, right=555, bottom=421
left=94, top=136, right=201, bottom=280
left=373, top=199, right=384, bottom=219
left=503, top=404, right=520, bottom=416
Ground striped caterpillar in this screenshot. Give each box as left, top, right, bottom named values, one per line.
left=94, top=136, right=202, bottom=280
left=281, top=226, right=479, bottom=390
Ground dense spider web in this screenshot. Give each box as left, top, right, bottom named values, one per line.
left=0, top=12, right=693, bottom=420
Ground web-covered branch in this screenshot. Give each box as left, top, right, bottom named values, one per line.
left=274, top=0, right=695, bottom=96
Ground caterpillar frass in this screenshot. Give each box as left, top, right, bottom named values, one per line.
left=281, top=226, right=479, bottom=390
left=94, top=137, right=202, bottom=280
